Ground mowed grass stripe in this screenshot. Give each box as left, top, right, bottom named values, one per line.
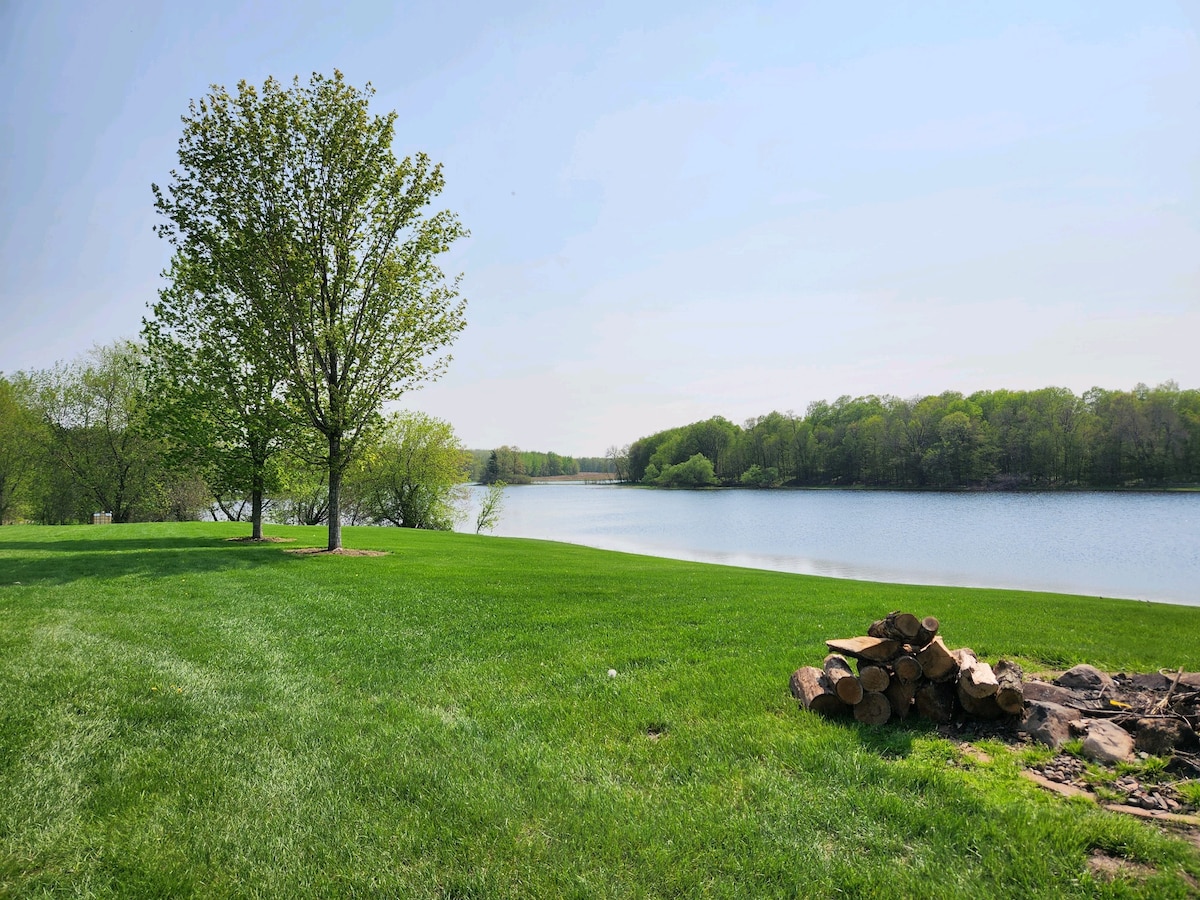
left=1, top=522, right=1198, bottom=898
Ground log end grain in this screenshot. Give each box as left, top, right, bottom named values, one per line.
left=853, top=691, right=891, bottom=725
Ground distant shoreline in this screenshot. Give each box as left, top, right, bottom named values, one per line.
left=512, top=477, right=1200, bottom=493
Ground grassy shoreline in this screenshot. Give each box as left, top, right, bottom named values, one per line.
left=2, top=523, right=1198, bottom=897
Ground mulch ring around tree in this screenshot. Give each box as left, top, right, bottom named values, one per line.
left=225, top=536, right=295, bottom=543
left=283, top=547, right=388, bottom=557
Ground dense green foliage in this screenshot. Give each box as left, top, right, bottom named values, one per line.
left=628, top=383, right=1200, bottom=489
left=143, top=253, right=295, bottom=539
left=2, top=523, right=1198, bottom=897
left=0, top=377, right=42, bottom=523
left=4, top=343, right=208, bottom=525
left=352, top=411, right=470, bottom=529
left=469, top=448, right=617, bottom=483
left=152, top=71, right=467, bottom=550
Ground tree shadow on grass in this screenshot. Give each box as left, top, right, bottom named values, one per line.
left=847, top=718, right=926, bottom=759
left=0, top=536, right=292, bottom=586
left=0, top=535, right=236, bottom=553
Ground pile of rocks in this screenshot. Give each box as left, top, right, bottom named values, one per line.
left=949, top=663, right=1199, bottom=819
left=1032, top=754, right=1189, bottom=814
left=1020, top=663, right=1200, bottom=762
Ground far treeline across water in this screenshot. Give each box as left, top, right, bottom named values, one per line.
left=468, top=448, right=615, bottom=484
left=622, top=382, right=1200, bottom=490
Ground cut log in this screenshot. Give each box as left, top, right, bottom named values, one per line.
left=954, top=648, right=999, bottom=699
left=957, top=680, right=1003, bottom=719
left=826, top=636, right=902, bottom=663
left=886, top=679, right=917, bottom=720
left=790, top=667, right=846, bottom=716
left=823, top=654, right=864, bottom=705
left=914, top=615, right=940, bottom=647
left=914, top=680, right=958, bottom=723
left=853, top=691, right=891, bottom=725
left=915, top=636, right=958, bottom=682
left=993, top=659, right=1025, bottom=714
left=893, top=654, right=923, bottom=683
left=859, top=664, right=891, bottom=693
left=867, top=611, right=921, bottom=642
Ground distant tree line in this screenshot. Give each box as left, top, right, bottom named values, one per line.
left=625, top=384, right=1200, bottom=489
left=470, top=448, right=616, bottom=484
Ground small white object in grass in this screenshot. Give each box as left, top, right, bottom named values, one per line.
left=607, top=668, right=618, bottom=678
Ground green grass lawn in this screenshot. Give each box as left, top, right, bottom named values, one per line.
left=2, top=522, right=1199, bottom=898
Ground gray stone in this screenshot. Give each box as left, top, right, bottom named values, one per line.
left=1020, top=700, right=1081, bottom=749
left=1082, top=720, right=1135, bottom=763
left=1055, top=664, right=1114, bottom=692
left=1124, top=672, right=1171, bottom=692
left=1133, top=718, right=1183, bottom=755
left=1022, top=680, right=1079, bottom=706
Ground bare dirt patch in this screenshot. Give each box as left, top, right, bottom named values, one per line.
left=1086, top=849, right=1156, bottom=884
left=283, top=547, right=388, bottom=557
left=225, top=536, right=295, bottom=544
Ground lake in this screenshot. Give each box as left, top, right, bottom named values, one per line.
left=460, top=485, right=1200, bottom=606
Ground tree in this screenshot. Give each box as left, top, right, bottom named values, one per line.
left=0, top=375, right=44, bottom=523
left=143, top=253, right=295, bottom=539
left=605, top=444, right=630, bottom=483
left=26, top=341, right=167, bottom=523
left=481, top=446, right=529, bottom=485
left=153, top=71, right=468, bottom=550
left=268, top=453, right=331, bottom=526
left=351, top=411, right=469, bottom=529
left=475, top=481, right=505, bottom=534
left=654, top=452, right=719, bottom=487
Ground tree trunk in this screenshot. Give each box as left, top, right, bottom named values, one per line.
left=854, top=691, right=891, bottom=725
left=957, top=681, right=1003, bottom=719
left=914, top=615, right=940, bottom=647
left=953, top=648, right=999, bottom=699
left=823, top=654, right=864, bottom=705
left=915, top=636, right=957, bottom=682
left=867, top=611, right=921, bottom=642
left=825, top=636, right=901, bottom=663
left=914, top=680, right=957, bottom=723
left=251, top=487, right=264, bottom=540
left=790, top=667, right=846, bottom=716
left=893, top=654, right=923, bottom=683
left=886, top=679, right=917, bottom=720
left=858, top=664, right=891, bottom=694
left=993, top=659, right=1025, bottom=714
left=327, top=432, right=343, bottom=551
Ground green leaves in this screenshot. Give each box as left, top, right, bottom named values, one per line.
left=152, top=71, right=468, bottom=548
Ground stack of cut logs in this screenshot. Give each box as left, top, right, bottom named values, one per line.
left=790, top=611, right=1024, bottom=725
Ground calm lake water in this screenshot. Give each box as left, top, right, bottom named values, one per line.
left=461, top=485, right=1200, bottom=607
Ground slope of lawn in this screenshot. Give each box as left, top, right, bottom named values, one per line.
left=1, top=522, right=1199, bottom=898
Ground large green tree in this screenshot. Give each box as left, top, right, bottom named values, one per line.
left=153, top=71, right=468, bottom=550
left=26, top=342, right=167, bottom=523
left=143, top=253, right=293, bottom=539
left=0, top=375, right=44, bottom=523
left=351, top=410, right=469, bottom=529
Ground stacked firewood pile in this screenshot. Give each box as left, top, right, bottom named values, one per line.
left=790, top=611, right=1024, bottom=725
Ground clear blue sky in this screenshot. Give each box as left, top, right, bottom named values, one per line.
left=2, top=1, right=1198, bottom=455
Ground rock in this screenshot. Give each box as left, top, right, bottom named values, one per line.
left=1133, top=718, right=1183, bottom=755
left=1082, top=720, right=1135, bottom=763
left=1020, top=701, right=1081, bottom=749
left=1055, top=664, right=1114, bottom=692
left=1124, top=672, right=1172, bottom=692
left=1022, top=680, right=1079, bottom=706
